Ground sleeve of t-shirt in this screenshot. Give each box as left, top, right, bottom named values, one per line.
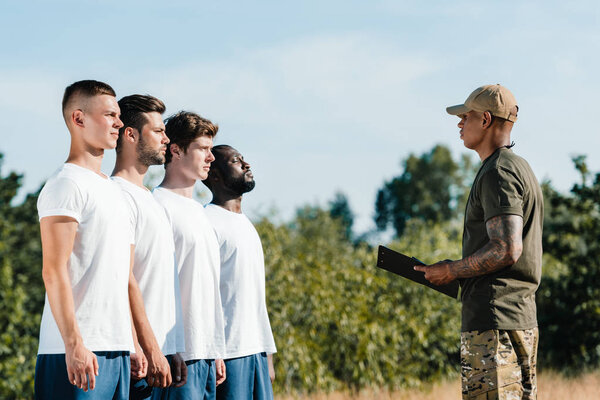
left=37, top=177, right=84, bottom=222
left=479, top=166, right=524, bottom=222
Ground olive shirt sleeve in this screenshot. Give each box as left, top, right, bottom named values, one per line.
left=478, top=166, right=524, bottom=222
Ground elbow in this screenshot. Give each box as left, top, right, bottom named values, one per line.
left=505, top=242, right=523, bottom=265
left=41, top=264, right=58, bottom=287
left=128, top=277, right=137, bottom=291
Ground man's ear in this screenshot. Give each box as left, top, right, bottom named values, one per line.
left=72, top=109, right=85, bottom=128
left=124, top=127, right=138, bottom=144
left=482, top=111, right=493, bottom=129
left=170, top=143, right=182, bottom=160
left=212, top=170, right=221, bottom=182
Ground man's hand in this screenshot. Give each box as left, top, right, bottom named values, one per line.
left=130, top=342, right=148, bottom=379
left=215, top=359, right=226, bottom=386
left=170, top=353, right=188, bottom=388
left=414, top=260, right=457, bottom=286
left=146, top=350, right=172, bottom=388
left=65, top=342, right=99, bottom=391
left=267, top=354, right=275, bottom=384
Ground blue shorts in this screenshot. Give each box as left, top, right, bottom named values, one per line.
left=152, top=359, right=216, bottom=400
left=216, top=353, right=273, bottom=400
left=34, top=351, right=130, bottom=400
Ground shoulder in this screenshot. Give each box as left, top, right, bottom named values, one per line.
left=495, top=149, right=534, bottom=174
left=204, top=204, right=223, bottom=219
left=37, top=167, right=88, bottom=220
left=39, top=168, right=84, bottom=202
left=152, top=187, right=171, bottom=205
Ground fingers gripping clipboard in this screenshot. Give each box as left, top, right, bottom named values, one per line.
left=376, top=245, right=459, bottom=299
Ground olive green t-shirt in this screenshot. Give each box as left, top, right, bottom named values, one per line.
left=461, top=147, right=543, bottom=332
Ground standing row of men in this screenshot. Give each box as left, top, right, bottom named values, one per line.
left=34, top=80, right=276, bottom=400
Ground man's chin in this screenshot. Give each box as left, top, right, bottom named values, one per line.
left=243, top=180, right=256, bottom=193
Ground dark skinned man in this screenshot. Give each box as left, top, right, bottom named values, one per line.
left=203, top=145, right=277, bottom=400
left=415, top=84, right=543, bottom=400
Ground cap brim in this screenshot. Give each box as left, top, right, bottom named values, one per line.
left=446, top=104, right=470, bottom=116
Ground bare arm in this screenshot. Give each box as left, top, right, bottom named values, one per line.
left=40, top=216, right=98, bottom=392
left=129, top=303, right=147, bottom=380
left=128, top=244, right=172, bottom=387
left=415, top=214, right=523, bottom=285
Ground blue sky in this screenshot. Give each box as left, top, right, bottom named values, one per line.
left=1, top=1, right=599, bottom=233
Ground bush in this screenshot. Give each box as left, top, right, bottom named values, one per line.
left=260, top=210, right=462, bottom=394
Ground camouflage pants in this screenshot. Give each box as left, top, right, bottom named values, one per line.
left=461, top=328, right=538, bottom=400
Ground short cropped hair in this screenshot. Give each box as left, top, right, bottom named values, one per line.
left=203, top=145, right=233, bottom=190
left=62, top=80, right=116, bottom=120
left=116, top=94, right=166, bottom=151
left=164, top=111, right=218, bottom=165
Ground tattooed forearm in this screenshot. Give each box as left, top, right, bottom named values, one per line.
left=451, top=214, right=523, bottom=279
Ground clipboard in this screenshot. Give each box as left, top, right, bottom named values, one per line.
left=376, top=245, right=459, bottom=299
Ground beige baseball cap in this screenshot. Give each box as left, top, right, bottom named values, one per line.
left=446, top=84, right=518, bottom=122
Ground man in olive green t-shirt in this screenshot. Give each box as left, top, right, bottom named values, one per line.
left=415, top=84, right=543, bottom=400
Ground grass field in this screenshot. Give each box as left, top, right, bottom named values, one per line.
left=276, top=370, right=600, bottom=399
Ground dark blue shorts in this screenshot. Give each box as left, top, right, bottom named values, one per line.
left=216, top=353, right=273, bottom=400
left=152, top=358, right=216, bottom=400
left=34, top=351, right=130, bottom=400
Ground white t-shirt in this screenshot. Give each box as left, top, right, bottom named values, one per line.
left=204, top=204, right=277, bottom=359
left=36, top=163, right=135, bottom=354
left=153, top=187, right=226, bottom=361
left=112, top=177, right=185, bottom=356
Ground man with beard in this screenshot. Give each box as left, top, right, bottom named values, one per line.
left=203, top=145, right=277, bottom=400
left=111, top=95, right=187, bottom=398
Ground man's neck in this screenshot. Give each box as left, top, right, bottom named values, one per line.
left=160, top=168, right=196, bottom=198
left=211, top=194, right=243, bottom=213
left=66, top=145, right=105, bottom=176
left=112, top=158, right=149, bottom=188
left=476, top=129, right=512, bottom=161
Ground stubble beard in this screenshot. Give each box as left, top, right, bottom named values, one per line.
left=137, top=136, right=165, bottom=167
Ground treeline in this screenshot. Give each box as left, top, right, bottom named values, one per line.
left=1, top=147, right=599, bottom=398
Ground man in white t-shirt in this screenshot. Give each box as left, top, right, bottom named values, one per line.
left=111, top=94, right=187, bottom=399
left=35, top=80, right=135, bottom=399
left=202, top=145, right=277, bottom=400
left=152, top=111, right=226, bottom=400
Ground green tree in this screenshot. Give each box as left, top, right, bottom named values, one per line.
left=537, top=156, right=600, bottom=370
left=0, top=154, right=43, bottom=399
left=328, top=191, right=354, bottom=241
left=375, top=145, right=475, bottom=237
